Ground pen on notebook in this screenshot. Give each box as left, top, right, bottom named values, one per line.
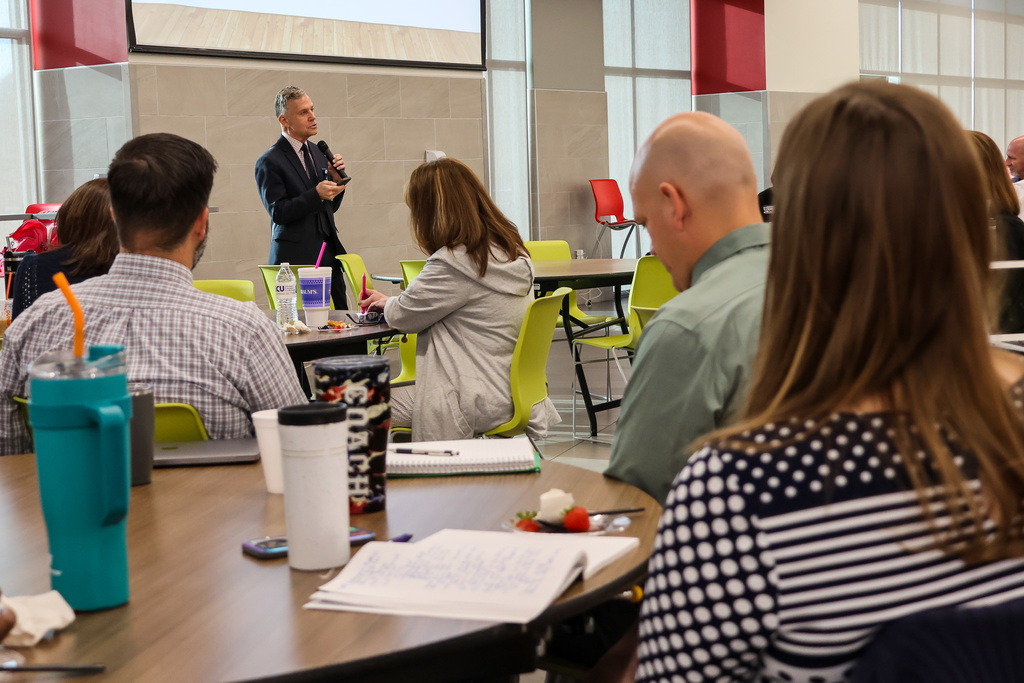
left=390, top=533, right=414, bottom=543
left=387, top=447, right=459, bottom=457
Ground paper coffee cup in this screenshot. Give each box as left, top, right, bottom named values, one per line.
left=304, top=307, right=329, bottom=328
left=252, top=409, right=283, bottom=494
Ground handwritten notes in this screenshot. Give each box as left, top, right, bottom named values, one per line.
left=307, top=530, right=588, bottom=623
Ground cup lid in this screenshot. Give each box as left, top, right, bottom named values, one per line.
left=277, top=403, right=347, bottom=426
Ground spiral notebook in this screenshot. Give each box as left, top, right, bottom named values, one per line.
left=386, top=436, right=541, bottom=477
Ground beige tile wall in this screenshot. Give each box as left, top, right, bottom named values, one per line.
left=130, top=62, right=486, bottom=309
left=531, top=89, right=610, bottom=258
left=35, top=64, right=133, bottom=202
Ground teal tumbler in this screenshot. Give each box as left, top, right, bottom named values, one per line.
left=28, top=345, right=132, bottom=611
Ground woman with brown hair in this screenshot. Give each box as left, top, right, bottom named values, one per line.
left=636, top=82, right=1024, bottom=683
left=11, top=178, right=118, bottom=319
left=359, top=157, right=559, bottom=441
left=970, top=130, right=1024, bottom=332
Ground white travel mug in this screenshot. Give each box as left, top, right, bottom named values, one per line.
left=278, top=403, right=350, bottom=571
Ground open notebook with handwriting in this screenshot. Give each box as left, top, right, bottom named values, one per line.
left=385, top=435, right=541, bottom=477
left=305, top=529, right=639, bottom=623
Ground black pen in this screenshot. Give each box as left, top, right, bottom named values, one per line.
left=590, top=507, right=645, bottom=516
left=0, top=662, right=106, bottom=674
left=387, top=447, right=458, bottom=457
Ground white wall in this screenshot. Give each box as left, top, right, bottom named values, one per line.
left=764, top=0, right=860, bottom=93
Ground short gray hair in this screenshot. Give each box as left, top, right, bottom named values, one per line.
left=275, top=86, right=306, bottom=117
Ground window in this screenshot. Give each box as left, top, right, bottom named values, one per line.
left=603, top=0, right=691, bottom=257
left=485, top=0, right=531, bottom=239
left=860, top=0, right=1024, bottom=151
left=0, top=0, right=37, bottom=218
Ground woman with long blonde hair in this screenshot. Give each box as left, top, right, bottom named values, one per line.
left=360, top=157, right=558, bottom=440
left=636, top=82, right=1024, bottom=683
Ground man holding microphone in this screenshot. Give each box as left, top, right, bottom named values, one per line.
left=255, top=86, right=349, bottom=307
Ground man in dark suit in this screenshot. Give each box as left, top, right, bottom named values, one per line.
left=255, top=86, right=348, bottom=308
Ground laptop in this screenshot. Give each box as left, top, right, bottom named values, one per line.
left=153, top=438, right=260, bottom=467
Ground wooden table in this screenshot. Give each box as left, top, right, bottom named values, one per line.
left=533, top=259, right=638, bottom=436
left=0, top=456, right=659, bottom=682
left=279, top=310, right=396, bottom=394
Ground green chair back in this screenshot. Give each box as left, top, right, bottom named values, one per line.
left=628, top=255, right=677, bottom=334
left=400, top=260, right=426, bottom=288
left=194, top=279, right=255, bottom=302
left=258, top=264, right=334, bottom=311
left=485, top=287, right=572, bottom=437
left=337, top=254, right=371, bottom=309
left=392, top=333, right=417, bottom=385
left=523, top=240, right=606, bottom=326
left=155, top=403, right=209, bottom=442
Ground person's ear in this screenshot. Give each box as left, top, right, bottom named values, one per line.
left=278, top=114, right=289, bottom=130
left=658, top=182, right=688, bottom=231
left=192, top=207, right=209, bottom=240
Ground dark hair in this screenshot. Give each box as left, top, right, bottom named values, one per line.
left=55, top=178, right=118, bottom=277
left=405, top=158, right=527, bottom=277
left=970, top=130, right=1021, bottom=216
left=107, top=133, right=217, bottom=251
left=275, top=86, right=306, bottom=118
left=707, top=81, right=1024, bottom=563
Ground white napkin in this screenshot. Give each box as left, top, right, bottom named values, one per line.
left=1, top=591, right=75, bottom=647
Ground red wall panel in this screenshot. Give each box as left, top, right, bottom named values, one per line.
left=691, top=0, right=766, bottom=95
left=31, top=0, right=127, bottom=70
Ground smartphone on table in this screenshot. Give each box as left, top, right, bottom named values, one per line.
left=242, top=527, right=375, bottom=559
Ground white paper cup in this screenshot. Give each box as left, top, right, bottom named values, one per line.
left=304, top=307, right=329, bottom=329
left=252, top=409, right=283, bottom=494
left=298, top=267, right=331, bottom=309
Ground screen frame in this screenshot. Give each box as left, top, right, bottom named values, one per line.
left=124, top=0, right=487, bottom=71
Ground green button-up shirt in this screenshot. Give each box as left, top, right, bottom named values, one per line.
left=605, top=223, right=771, bottom=503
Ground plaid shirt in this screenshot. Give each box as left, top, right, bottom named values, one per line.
left=0, top=253, right=307, bottom=455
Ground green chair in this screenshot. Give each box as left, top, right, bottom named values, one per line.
left=194, top=279, right=256, bottom=302
left=484, top=287, right=572, bottom=437
left=399, top=259, right=426, bottom=288
left=524, top=240, right=607, bottom=326
left=337, top=254, right=373, bottom=310
left=571, top=256, right=676, bottom=435
left=155, top=403, right=209, bottom=442
left=258, top=264, right=334, bottom=310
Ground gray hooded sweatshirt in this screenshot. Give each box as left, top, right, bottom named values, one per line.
left=383, top=244, right=560, bottom=441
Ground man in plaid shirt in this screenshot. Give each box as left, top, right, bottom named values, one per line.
left=0, top=133, right=307, bottom=455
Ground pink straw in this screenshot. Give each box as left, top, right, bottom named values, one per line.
left=314, top=242, right=327, bottom=269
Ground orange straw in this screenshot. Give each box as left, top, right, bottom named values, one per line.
left=5, top=270, right=11, bottom=300
left=53, top=272, right=85, bottom=358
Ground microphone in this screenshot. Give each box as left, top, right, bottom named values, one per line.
left=316, top=140, right=349, bottom=179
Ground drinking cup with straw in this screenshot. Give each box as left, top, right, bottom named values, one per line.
left=299, top=242, right=331, bottom=328
left=27, top=272, right=132, bottom=610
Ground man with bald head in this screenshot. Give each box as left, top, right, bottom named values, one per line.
left=605, top=112, right=769, bottom=503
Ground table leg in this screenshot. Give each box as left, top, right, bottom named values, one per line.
left=562, top=295, right=600, bottom=437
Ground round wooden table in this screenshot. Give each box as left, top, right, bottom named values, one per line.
left=0, top=455, right=659, bottom=682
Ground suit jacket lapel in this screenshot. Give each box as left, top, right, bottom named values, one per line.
left=276, top=136, right=316, bottom=190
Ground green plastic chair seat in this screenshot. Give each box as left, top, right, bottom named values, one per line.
left=194, top=279, right=256, bottom=302
left=155, top=403, right=209, bottom=442
left=484, top=287, right=572, bottom=437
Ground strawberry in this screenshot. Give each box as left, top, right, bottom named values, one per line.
left=515, top=510, right=540, bottom=532
left=562, top=506, right=590, bottom=533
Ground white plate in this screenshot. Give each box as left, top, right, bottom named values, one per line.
left=502, top=514, right=631, bottom=536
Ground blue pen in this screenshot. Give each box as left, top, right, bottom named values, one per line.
left=390, top=533, right=413, bottom=543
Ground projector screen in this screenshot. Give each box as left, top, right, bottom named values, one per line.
left=126, top=1, right=485, bottom=70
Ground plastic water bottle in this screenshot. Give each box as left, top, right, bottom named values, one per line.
left=276, top=263, right=298, bottom=331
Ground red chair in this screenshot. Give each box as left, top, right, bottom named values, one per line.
left=10, top=203, right=61, bottom=252
left=589, top=179, right=638, bottom=259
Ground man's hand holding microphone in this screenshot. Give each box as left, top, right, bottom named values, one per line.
left=315, top=140, right=350, bottom=201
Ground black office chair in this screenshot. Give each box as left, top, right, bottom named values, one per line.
left=850, top=597, right=1024, bottom=683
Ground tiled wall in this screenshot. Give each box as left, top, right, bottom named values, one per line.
left=531, top=89, right=610, bottom=257
left=35, top=59, right=485, bottom=310
left=693, top=92, right=771, bottom=191
left=35, top=64, right=133, bottom=200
